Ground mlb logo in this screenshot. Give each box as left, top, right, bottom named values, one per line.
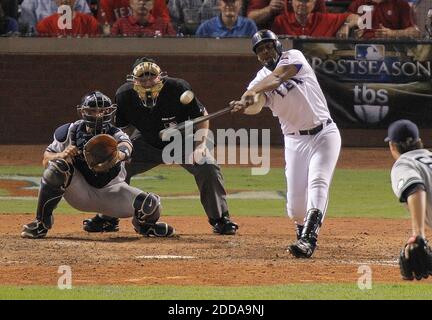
left=355, top=44, right=385, bottom=61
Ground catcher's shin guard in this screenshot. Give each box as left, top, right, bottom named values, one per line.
left=35, top=159, right=72, bottom=229
left=209, top=212, right=239, bottom=235
left=288, top=208, right=323, bottom=258
left=83, top=214, right=119, bottom=232
left=133, top=192, right=162, bottom=224
left=132, top=192, right=175, bottom=237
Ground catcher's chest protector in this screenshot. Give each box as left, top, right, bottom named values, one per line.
left=71, top=124, right=121, bottom=188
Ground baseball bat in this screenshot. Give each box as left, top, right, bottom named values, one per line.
left=159, top=105, right=235, bottom=140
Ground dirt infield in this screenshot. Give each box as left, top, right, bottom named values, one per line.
left=1, top=146, right=422, bottom=286
left=1, top=215, right=429, bottom=286
left=0, top=145, right=394, bottom=168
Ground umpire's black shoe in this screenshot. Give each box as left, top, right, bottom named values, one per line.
left=83, top=214, right=119, bottom=233
left=21, top=220, right=48, bottom=239
left=135, top=222, right=176, bottom=237
left=210, top=213, right=239, bottom=235
left=288, top=237, right=317, bottom=259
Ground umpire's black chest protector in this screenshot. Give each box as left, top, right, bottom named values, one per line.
left=115, top=78, right=205, bottom=149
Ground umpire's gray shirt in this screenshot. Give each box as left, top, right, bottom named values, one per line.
left=391, top=149, right=432, bottom=228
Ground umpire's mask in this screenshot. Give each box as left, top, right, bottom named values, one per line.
left=127, top=61, right=167, bottom=109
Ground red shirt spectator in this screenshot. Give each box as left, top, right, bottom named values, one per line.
left=272, top=11, right=349, bottom=37
left=36, top=11, right=99, bottom=36
left=111, top=14, right=175, bottom=36
left=348, top=0, right=419, bottom=38
left=98, top=0, right=170, bottom=25
left=247, top=0, right=327, bottom=29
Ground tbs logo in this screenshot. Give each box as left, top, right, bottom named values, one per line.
left=353, top=85, right=389, bottom=124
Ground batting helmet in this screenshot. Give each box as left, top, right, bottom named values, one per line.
left=251, top=30, right=283, bottom=71
left=77, top=91, right=117, bottom=134
left=127, top=57, right=167, bottom=109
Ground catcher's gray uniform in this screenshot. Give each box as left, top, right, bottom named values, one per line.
left=46, top=120, right=141, bottom=218
left=391, top=148, right=432, bottom=228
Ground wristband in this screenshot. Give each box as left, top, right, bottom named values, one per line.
left=118, top=145, right=131, bottom=161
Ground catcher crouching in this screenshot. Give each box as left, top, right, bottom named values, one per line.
left=21, top=91, right=175, bottom=239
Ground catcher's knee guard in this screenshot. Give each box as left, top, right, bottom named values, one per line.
left=131, top=193, right=175, bottom=237
left=43, top=159, right=73, bottom=189
left=133, top=192, right=161, bottom=224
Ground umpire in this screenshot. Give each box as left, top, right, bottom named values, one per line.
left=89, top=57, right=238, bottom=235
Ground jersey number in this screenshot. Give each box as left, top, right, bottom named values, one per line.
left=415, top=156, right=432, bottom=169
left=273, top=78, right=303, bottom=98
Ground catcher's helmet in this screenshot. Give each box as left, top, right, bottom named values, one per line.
left=127, top=57, right=167, bottom=109
left=251, top=29, right=283, bottom=71
left=77, top=91, right=117, bottom=134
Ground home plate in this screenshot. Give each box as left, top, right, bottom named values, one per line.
left=135, top=255, right=196, bottom=259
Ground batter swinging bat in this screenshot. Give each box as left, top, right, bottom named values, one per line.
left=159, top=105, right=234, bottom=140
left=159, top=93, right=265, bottom=140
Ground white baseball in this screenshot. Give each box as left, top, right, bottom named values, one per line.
left=180, top=90, right=194, bottom=104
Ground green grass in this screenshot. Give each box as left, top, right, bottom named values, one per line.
left=0, top=165, right=422, bottom=300
left=0, top=166, right=406, bottom=218
left=1, top=283, right=431, bottom=300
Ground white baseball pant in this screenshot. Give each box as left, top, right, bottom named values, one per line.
left=284, top=122, right=341, bottom=224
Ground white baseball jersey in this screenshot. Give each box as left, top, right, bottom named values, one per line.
left=248, top=49, right=331, bottom=135
left=391, top=149, right=432, bottom=228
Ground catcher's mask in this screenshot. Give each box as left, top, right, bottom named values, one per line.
left=252, top=30, right=283, bottom=71
left=77, top=91, right=117, bottom=135
left=127, top=61, right=167, bottom=109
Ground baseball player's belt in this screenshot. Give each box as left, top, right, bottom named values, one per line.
left=287, top=119, right=332, bottom=136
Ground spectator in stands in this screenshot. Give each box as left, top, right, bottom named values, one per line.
left=196, top=0, right=257, bottom=37
left=348, top=0, right=420, bottom=39
left=98, top=0, right=170, bottom=29
left=111, top=0, right=175, bottom=36
left=86, top=0, right=99, bottom=17
left=272, top=0, right=359, bottom=37
left=0, top=3, right=19, bottom=35
left=1, top=0, right=19, bottom=20
left=247, top=0, right=327, bottom=30
left=169, top=0, right=221, bottom=35
left=36, top=0, right=99, bottom=37
left=20, top=0, right=91, bottom=34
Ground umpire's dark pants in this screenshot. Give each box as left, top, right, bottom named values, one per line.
left=125, top=136, right=229, bottom=222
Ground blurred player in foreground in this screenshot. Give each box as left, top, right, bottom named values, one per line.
left=386, top=119, right=432, bottom=280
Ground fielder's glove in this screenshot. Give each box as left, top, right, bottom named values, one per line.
left=84, top=134, right=119, bottom=173
left=398, top=235, right=432, bottom=280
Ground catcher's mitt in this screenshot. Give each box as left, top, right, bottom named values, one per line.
left=84, top=134, right=119, bottom=173
left=399, top=235, right=432, bottom=280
